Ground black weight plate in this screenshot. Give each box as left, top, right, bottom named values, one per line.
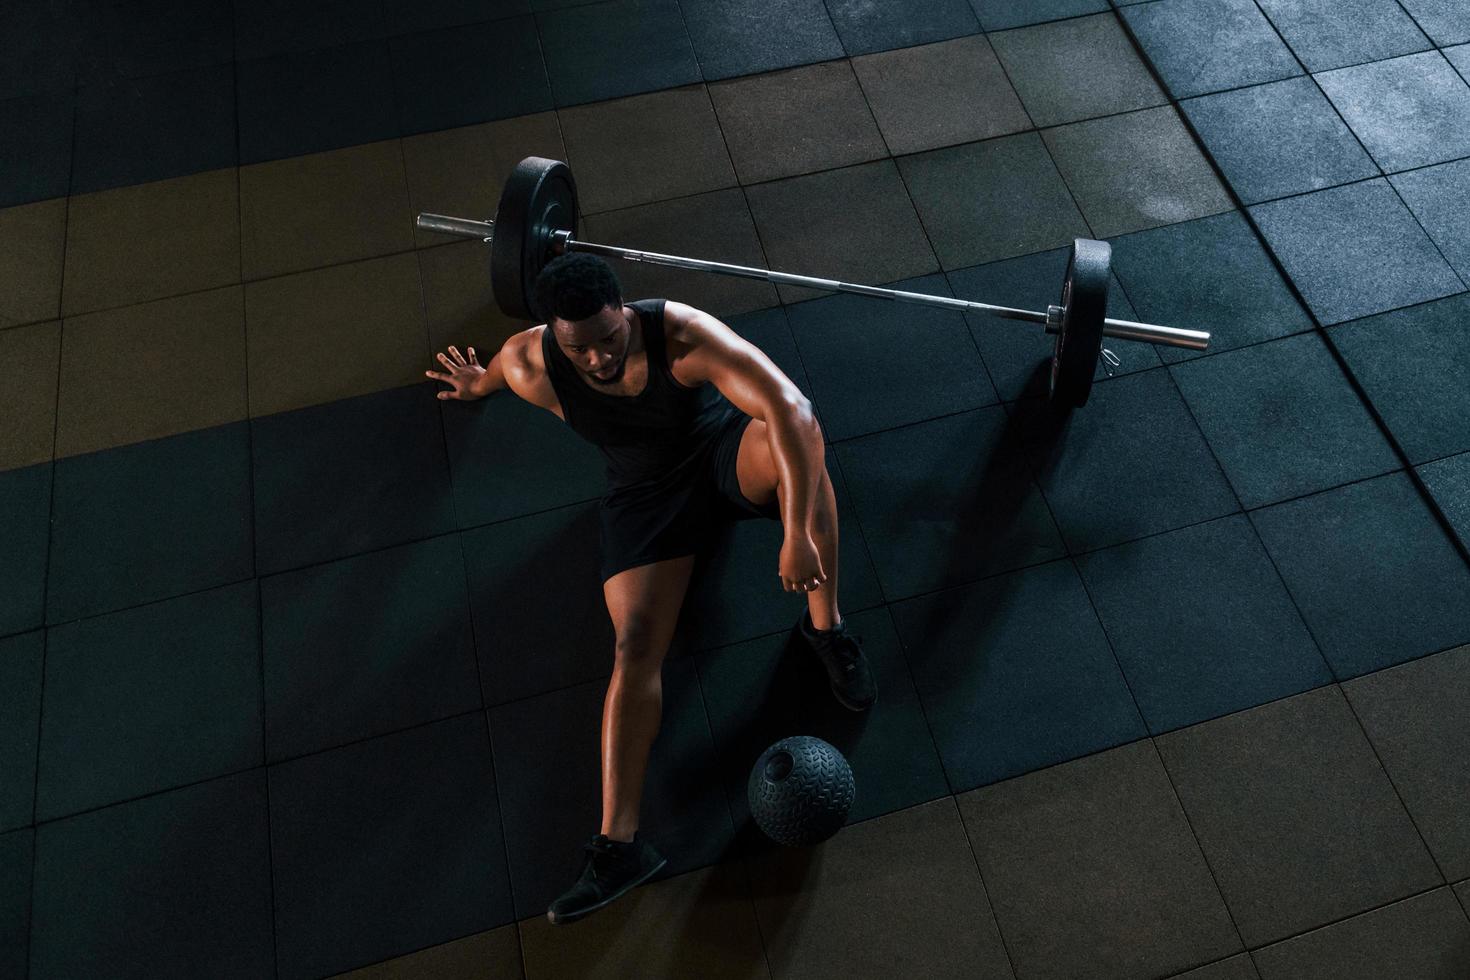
left=1049, top=238, right=1110, bottom=407
left=490, top=157, right=578, bottom=321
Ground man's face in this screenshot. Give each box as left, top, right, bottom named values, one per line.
left=553, top=304, right=630, bottom=386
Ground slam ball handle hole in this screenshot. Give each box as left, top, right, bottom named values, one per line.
left=764, top=751, right=794, bottom=782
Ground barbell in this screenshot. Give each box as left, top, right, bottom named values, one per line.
left=417, top=157, right=1210, bottom=407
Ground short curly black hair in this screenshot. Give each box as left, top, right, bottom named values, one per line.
left=532, top=253, right=623, bottom=323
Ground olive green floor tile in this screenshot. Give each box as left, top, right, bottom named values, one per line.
left=0, top=197, right=66, bottom=329
left=419, top=241, right=523, bottom=366
left=0, top=321, right=59, bottom=471
left=330, top=925, right=522, bottom=979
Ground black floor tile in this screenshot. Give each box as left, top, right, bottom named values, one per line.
left=958, top=740, right=1239, bottom=979
left=1316, top=52, right=1470, bottom=173
left=73, top=0, right=233, bottom=87
left=236, top=40, right=400, bottom=165
left=538, top=0, right=701, bottom=106
left=268, top=714, right=511, bottom=978
left=233, top=0, right=387, bottom=61
left=47, top=424, right=254, bottom=624
left=681, top=0, right=843, bottom=80
left=1397, top=0, right=1470, bottom=45
left=1017, top=368, right=1239, bottom=553
left=30, top=771, right=274, bottom=978
left=970, top=0, right=1108, bottom=31
left=824, top=0, right=980, bottom=56
left=1254, top=0, right=1430, bottom=71
left=1165, top=955, right=1262, bottom=980
left=1170, top=333, right=1399, bottom=507
left=0, top=91, right=73, bottom=209
left=1122, top=0, right=1302, bottom=99
left=1077, top=515, right=1329, bottom=735
left=252, top=385, right=457, bottom=577
left=784, top=273, right=997, bottom=442
left=1250, top=472, right=1470, bottom=678
left=891, top=559, right=1146, bottom=790
left=0, top=631, right=41, bottom=833
left=897, top=134, right=1090, bottom=270
left=947, top=246, right=1157, bottom=402
left=0, top=828, right=31, bottom=980
left=0, top=463, right=50, bottom=637
left=1109, top=210, right=1315, bottom=363
left=1180, top=78, right=1379, bottom=206
left=261, top=536, right=481, bottom=763
left=833, top=407, right=1065, bottom=601
left=390, top=16, right=552, bottom=135
left=1251, top=888, right=1470, bottom=979
left=1249, top=179, right=1464, bottom=325
left=1390, top=158, right=1470, bottom=285
left=381, top=0, right=530, bottom=34
left=1331, top=294, right=1470, bottom=464
left=488, top=656, right=730, bottom=920
left=1156, top=687, right=1442, bottom=948
left=1418, top=452, right=1470, bottom=551
left=0, top=0, right=74, bottom=101
left=71, top=65, right=236, bottom=195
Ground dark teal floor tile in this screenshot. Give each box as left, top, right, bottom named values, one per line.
left=47, top=424, right=254, bottom=624
left=268, top=715, right=511, bottom=978
left=1255, top=0, right=1430, bottom=71
left=1122, top=0, right=1301, bottom=99
left=35, top=583, right=261, bottom=822
left=538, top=0, right=701, bottom=106
left=1418, top=452, right=1470, bottom=552
left=970, top=0, right=1107, bottom=31
left=72, top=64, right=236, bottom=195
left=236, top=40, right=399, bottom=165
left=382, top=0, right=529, bottom=34
left=1077, top=515, right=1330, bottom=735
left=0, top=632, right=41, bottom=833
left=0, top=0, right=73, bottom=101
left=0, top=463, right=49, bottom=638
left=489, top=657, right=728, bottom=920
left=1390, top=158, right=1470, bottom=285
left=0, top=828, right=31, bottom=980
left=74, top=0, right=233, bottom=86
left=1018, top=368, right=1240, bottom=553
left=1249, top=179, right=1464, bottom=325
left=1317, top=52, right=1470, bottom=173
left=682, top=0, right=844, bottom=80
left=260, top=536, right=481, bottom=763
left=233, top=0, right=387, bottom=60
left=825, top=0, right=980, bottom=55
left=1250, top=472, right=1470, bottom=678
left=390, top=16, right=552, bottom=134
left=1180, top=78, right=1379, bottom=205
left=833, top=407, right=1066, bottom=601
left=1110, top=211, right=1315, bottom=363
left=889, top=559, right=1145, bottom=790
left=1450, top=43, right=1470, bottom=77
left=947, top=246, right=1156, bottom=402
left=784, top=273, right=997, bottom=442
left=30, top=771, right=274, bottom=979
left=252, top=385, right=456, bottom=577
left=1396, top=0, right=1470, bottom=46
left=1170, top=333, right=1399, bottom=508
left=0, top=91, right=73, bottom=208
left=1331, top=294, right=1470, bottom=464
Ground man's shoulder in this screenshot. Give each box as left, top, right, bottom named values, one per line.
left=503, top=326, right=547, bottom=380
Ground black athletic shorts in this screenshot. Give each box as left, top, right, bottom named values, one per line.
left=599, top=410, right=781, bottom=583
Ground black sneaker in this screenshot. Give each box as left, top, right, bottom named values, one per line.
left=546, top=832, right=668, bottom=925
left=792, top=610, right=877, bottom=712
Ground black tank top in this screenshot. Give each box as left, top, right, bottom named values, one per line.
left=541, top=299, right=738, bottom=488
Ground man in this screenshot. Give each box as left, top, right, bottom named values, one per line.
left=424, top=253, right=876, bottom=925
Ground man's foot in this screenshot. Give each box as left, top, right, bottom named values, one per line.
left=792, top=610, right=877, bottom=712
left=546, top=832, right=668, bottom=925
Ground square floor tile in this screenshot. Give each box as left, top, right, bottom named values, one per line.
left=0, top=632, right=42, bottom=832
left=1390, top=157, right=1470, bottom=285
left=1156, top=687, right=1442, bottom=947
left=561, top=85, right=735, bottom=213
left=37, top=583, right=260, bottom=822
left=0, top=320, right=60, bottom=471
left=1249, top=179, right=1464, bottom=325
left=959, top=740, right=1239, bottom=979
left=0, top=0, right=74, bottom=101
left=1018, top=367, right=1239, bottom=553
left=1419, top=452, right=1470, bottom=551
left=892, top=559, right=1145, bottom=790
left=0, top=91, right=75, bottom=208
left=47, top=424, right=254, bottom=623
left=1253, top=888, right=1470, bottom=979
left=970, top=0, right=1107, bottom=31
left=74, top=0, right=232, bottom=86
left=234, top=0, right=386, bottom=60
left=30, top=771, right=274, bottom=978
left=1255, top=0, right=1429, bottom=71
left=824, top=0, right=980, bottom=55
left=390, top=15, right=551, bottom=134
left=1171, top=333, right=1399, bottom=507
left=381, top=0, right=530, bottom=33
left=1250, top=472, right=1470, bottom=678
left=1043, top=106, right=1234, bottom=239
left=0, top=828, right=31, bottom=978
left=419, top=241, right=526, bottom=372
left=897, top=134, right=1090, bottom=269
left=538, top=0, right=700, bottom=106
left=269, top=715, right=512, bottom=977
left=709, top=61, right=886, bottom=185
left=1331, top=294, right=1470, bottom=464
left=1317, top=52, right=1470, bottom=173
left=833, top=407, right=1065, bottom=600
left=990, top=13, right=1166, bottom=126
left=0, top=197, right=66, bottom=329
left=1397, top=0, right=1470, bottom=44
left=1450, top=42, right=1470, bottom=76
left=851, top=35, right=1030, bottom=155
left=1166, top=955, right=1262, bottom=980
left=1122, top=0, right=1301, bottom=99
left=1181, top=78, right=1379, bottom=205
left=681, top=0, right=843, bottom=80
left=0, top=466, right=50, bottom=637
left=1078, top=515, right=1329, bottom=734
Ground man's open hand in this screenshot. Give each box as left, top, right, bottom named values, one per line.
left=779, top=533, right=826, bottom=593
left=426, top=346, right=486, bottom=400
